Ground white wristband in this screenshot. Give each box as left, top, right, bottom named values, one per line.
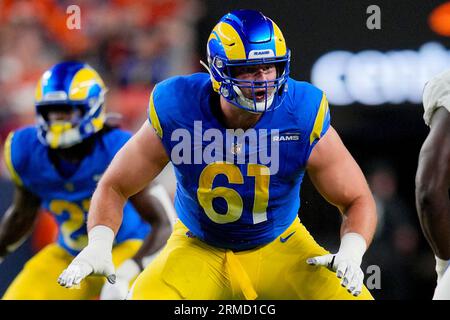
left=338, top=233, right=367, bottom=265
left=88, top=225, right=115, bottom=250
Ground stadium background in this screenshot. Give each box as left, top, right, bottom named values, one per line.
left=0, top=0, right=448, bottom=299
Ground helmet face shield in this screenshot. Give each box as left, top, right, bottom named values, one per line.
left=34, top=62, right=107, bottom=149
left=206, top=10, right=291, bottom=113
left=37, top=104, right=83, bottom=123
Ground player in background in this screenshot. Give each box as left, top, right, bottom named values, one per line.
left=416, top=70, right=450, bottom=300
left=0, top=61, right=176, bottom=300
left=58, top=10, right=377, bottom=300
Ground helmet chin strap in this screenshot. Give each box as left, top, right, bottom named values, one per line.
left=233, top=86, right=275, bottom=113
left=200, top=60, right=212, bottom=75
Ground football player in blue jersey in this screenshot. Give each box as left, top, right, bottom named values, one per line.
left=58, top=10, right=377, bottom=300
left=0, top=61, right=175, bottom=300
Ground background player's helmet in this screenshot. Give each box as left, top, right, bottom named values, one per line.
left=34, top=61, right=107, bottom=149
left=206, top=10, right=290, bottom=113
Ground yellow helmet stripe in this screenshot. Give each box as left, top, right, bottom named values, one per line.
left=148, top=88, right=163, bottom=138
left=310, top=93, right=330, bottom=145
left=271, top=20, right=287, bottom=57
left=214, top=22, right=246, bottom=60
left=4, top=132, right=23, bottom=186
left=207, top=31, right=218, bottom=43
left=34, top=77, right=43, bottom=103
left=207, top=31, right=222, bottom=92
left=91, top=110, right=105, bottom=131
left=69, top=67, right=105, bottom=101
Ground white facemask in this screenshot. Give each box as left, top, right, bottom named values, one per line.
left=45, top=121, right=82, bottom=149
left=233, top=86, right=275, bottom=112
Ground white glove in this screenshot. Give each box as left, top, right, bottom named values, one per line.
left=307, top=232, right=367, bottom=296
left=58, top=225, right=116, bottom=288
left=100, top=259, right=140, bottom=300
left=435, top=256, right=450, bottom=284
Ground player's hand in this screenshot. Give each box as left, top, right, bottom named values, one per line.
left=58, top=225, right=116, bottom=288
left=306, top=232, right=367, bottom=297
left=58, top=245, right=116, bottom=288
left=307, top=252, right=365, bottom=296
left=100, top=259, right=141, bottom=300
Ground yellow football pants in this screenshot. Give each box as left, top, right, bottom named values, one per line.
left=3, top=240, right=142, bottom=300
left=130, top=218, right=374, bottom=300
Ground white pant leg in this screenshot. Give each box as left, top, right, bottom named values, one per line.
left=433, top=267, right=450, bottom=300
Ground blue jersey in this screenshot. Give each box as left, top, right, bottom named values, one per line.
left=148, top=73, right=330, bottom=250
left=4, top=127, right=151, bottom=256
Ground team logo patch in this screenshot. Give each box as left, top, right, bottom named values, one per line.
left=231, top=142, right=242, bottom=155
left=248, top=49, right=275, bottom=59
left=272, top=132, right=301, bottom=142
left=280, top=231, right=296, bottom=243
left=186, top=231, right=196, bottom=238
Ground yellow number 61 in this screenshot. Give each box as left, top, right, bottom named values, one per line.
left=197, top=162, right=270, bottom=224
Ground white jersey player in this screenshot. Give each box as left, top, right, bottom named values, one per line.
left=416, top=69, right=450, bottom=300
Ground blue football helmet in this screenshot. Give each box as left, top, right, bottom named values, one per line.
left=206, top=10, right=290, bottom=113
left=34, top=61, right=107, bottom=149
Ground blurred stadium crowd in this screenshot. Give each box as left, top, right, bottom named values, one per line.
left=0, top=0, right=201, bottom=296
left=0, top=0, right=201, bottom=139
left=0, top=0, right=440, bottom=299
